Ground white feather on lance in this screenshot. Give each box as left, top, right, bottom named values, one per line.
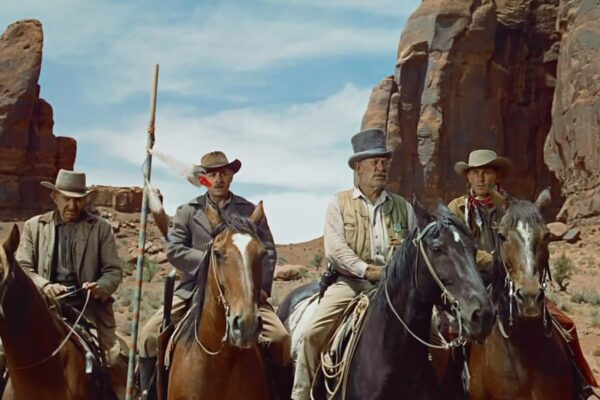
left=147, top=148, right=207, bottom=187
left=144, top=149, right=213, bottom=238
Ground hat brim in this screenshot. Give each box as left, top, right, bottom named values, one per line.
left=40, top=181, right=94, bottom=198
left=454, top=157, right=513, bottom=177
left=348, top=150, right=393, bottom=169
left=199, top=159, right=242, bottom=174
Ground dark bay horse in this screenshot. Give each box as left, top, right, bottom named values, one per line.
left=0, top=224, right=105, bottom=400
left=281, top=202, right=494, bottom=400
left=468, top=191, right=575, bottom=399
left=167, top=203, right=269, bottom=400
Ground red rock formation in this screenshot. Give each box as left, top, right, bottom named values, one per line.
left=544, top=0, right=600, bottom=222
left=0, top=19, right=76, bottom=219
left=89, top=186, right=145, bottom=213
left=362, top=0, right=562, bottom=213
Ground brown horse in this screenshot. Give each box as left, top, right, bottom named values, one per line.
left=468, top=191, right=574, bottom=399
left=0, top=224, right=109, bottom=400
left=167, top=203, right=269, bottom=400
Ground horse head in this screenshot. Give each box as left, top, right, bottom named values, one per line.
left=411, top=201, right=494, bottom=341
left=493, top=189, right=551, bottom=321
left=205, top=203, right=266, bottom=348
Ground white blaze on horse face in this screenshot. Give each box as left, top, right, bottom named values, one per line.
left=516, top=221, right=535, bottom=277
left=232, top=233, right=254, bottom=297
left=452, top=229, right=461, bottom=243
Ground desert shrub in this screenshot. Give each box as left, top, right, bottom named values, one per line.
left=591, top=310, right=600, bottom=328
left=552, top=253, right=574, bottom=292
left=310, top=254, right=324, bottom=270
left=571, top=289, right=600, bottom=306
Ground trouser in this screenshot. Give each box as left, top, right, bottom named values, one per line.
left=83, top=299, right=121, bottom=366
left=291, top=276, right=373, bottom=400
left=139, top=295, right=188, bottom=358
left=139, top=296, right=291, bottom=367
left=547, top=301, right=598, bottom=387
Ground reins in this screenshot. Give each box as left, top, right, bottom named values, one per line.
left=194, top=244, right=230, bottom=356
left=11, top=290, right=92, bottom=370
left=384, top=221, right=466, bottom=350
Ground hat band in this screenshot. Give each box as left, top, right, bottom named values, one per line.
left=55, top=184, right=87, bottom=192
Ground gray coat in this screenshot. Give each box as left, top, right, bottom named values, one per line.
left=166, top=193, right=277, bottom=300
left=15, top=210, right=123, bottom=299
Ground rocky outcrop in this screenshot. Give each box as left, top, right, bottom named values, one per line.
left=362, top=0, right=562, bottom=212
left=544, top=0, right=600, bottom=222
left=0, top=19, right=76, bottom=219
left=90, top=186, right=145, bottom=213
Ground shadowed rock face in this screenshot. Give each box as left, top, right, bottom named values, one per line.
left=0, top=19, right=76, bottom=219
left=362, top=0, right=562, bottom=213
left=544, top=0, right=600, bottom=222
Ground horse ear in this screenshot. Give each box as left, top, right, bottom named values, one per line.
left=249, top=201, right=265, bottom=225
left=435, top=201, right=452, bottom=216
left=2, top=224, right=20, bottom=255
left=534, top=187, right=551, bottom=212
left=205, top=204, right=221, bottom=228
left=412, top=199, right=433, bottom=228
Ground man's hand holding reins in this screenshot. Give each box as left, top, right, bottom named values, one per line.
left=83, top=281, right=108, bottom=301
left=365, top=265, right=384, bottom=283
left=42, top=283, right=69, bottom=299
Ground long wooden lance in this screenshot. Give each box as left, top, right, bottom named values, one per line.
left=125, top=64, right=159, bottom=400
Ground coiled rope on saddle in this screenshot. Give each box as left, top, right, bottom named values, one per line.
left=311, top=293, right=370, bottom=400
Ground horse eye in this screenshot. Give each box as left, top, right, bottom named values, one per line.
left=213, top=249, right=225, bottom=260
left=498, top=232, right=507, bottom=242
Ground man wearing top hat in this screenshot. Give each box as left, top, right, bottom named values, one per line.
left=291, top=129, right=416, bottom=400
left=449, top=149, right=598, bottom=398
left=138, top=151, right=291, bottom=395
left=15, top=169, right=123, bottom=365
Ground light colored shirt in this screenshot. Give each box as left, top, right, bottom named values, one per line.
left=324, top=187, right=416, bottom=278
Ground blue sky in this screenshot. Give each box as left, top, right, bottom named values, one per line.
left=2, top=0, right=418, bottom=243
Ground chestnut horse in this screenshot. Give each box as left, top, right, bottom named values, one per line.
left=0, top=224, right=109, bottom=400
left=167, top=203, right=269, bottom=400
left=468, top=192, right=574, bottom=399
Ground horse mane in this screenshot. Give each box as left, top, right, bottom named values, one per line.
left=179, top=211, right=261, bottom=346
left=373, top=206, right=471, bottom=309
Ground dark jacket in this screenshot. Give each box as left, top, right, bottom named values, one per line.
left=166, top=193, right=277, bottom=300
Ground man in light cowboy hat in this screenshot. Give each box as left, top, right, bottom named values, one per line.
left=15, top=169, right=123, bottom=365
left=449, top=149, right=598, bottom=398
left=138, top=151, right=291, bottom=396
left=291, top=128, right=416, bottom=400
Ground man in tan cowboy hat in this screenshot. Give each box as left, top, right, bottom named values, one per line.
left=291, top=128, right=416, bottom=400
left=138, top=151, right=291, bottom=397
left=449, top=149, right=598, bottom=397
left=15, top=169, right=123, bottom=365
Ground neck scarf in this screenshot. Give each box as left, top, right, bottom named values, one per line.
left=464, top=183, right=505, bottom=228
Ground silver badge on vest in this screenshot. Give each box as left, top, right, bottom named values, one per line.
left=393, top=223, right=403, bottom=233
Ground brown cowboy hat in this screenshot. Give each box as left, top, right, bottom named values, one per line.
left=195, top=151, right=241, bottom=174
left=40, top=169, right=95, bottom=198
left=454, top=149, right=513, bottom=177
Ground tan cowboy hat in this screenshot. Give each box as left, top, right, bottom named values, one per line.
left=196, top=151, right=241, bottom=174
left=454, top=149, right=513, bottom=176
left=41, top=169, right=94, bottom=198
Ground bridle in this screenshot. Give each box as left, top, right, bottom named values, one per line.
left=495, top=222, right=553, bottom=339
left=194, top=242, right=231, bottom=356
left=384, top=220, right=467, bottom=350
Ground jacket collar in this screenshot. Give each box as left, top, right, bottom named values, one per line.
left=38, top=209, right=97, bottom=224
left=188, top=192, right=245, bottom=208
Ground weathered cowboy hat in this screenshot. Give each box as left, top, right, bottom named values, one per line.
left=196, top=151, right=241, bottom=174
left=454, top=149, right=513, bottom=176
left=40, top=169, right=94, bottom=198
left=348, top=128, right=392, bottom=169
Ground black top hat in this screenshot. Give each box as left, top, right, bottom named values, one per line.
left=347, top=128, right=392, bottom=169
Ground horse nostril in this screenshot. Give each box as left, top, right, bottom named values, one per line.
left=232, top=315, right=241, bottom=332
left=471, top=308, right=482, bottom=325
left=257, top=316, right=263, bottom=332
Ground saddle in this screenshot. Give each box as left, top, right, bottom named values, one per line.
left=314, top=292, right=372, bottom=399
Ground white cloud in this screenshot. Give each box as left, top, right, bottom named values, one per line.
left=1, top=1, right=401, bottom=103
left=268, top=0, right=421, bottom=18
left=83, top=83, right=367, bottom=192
